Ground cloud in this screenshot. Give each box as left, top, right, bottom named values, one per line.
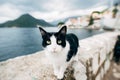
left=24, top=0, right=109, bottom=22
left=30, top=5, right=108, bottom=22
left=0, top=3, right=22, bottom=23
left=0, top=0, right=119, bottom=23
left=41, top=0, right=74, bottom=12
left=30, top=11, right=64, bottom=22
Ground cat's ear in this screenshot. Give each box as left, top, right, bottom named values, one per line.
left=39, top=27, right=47, bottom=36
left=58, top=26, right=67, bottom=35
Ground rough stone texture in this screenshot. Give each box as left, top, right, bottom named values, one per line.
left=103, top=61, right=120, bottom=80
left=0, top=32, right=120, bottom=80
left=0, top=51, right=57, bottom=80
left=78, top=32, right=120, bottom=80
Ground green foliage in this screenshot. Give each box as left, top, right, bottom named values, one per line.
left=57, top=22, right=65, bottom=26
left=112, top=6, right=118, bottom=18
left=88, top=16, right=94, bottom=26
left=92, top=11, right=101, bottom=14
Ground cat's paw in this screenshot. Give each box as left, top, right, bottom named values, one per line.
left=54, top=70, right=59, bottom=76
left=57, top=73, right=64, bottom=79
left=54, top=70, right=64, bottom=79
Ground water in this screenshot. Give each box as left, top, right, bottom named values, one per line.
left=0, top=27, right=103, bottom=61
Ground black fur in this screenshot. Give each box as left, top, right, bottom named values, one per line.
left=66, top=33, right=79, bottom=62
left=113, top=35, right=120, bottom=63
left=39, top=26, right=67, bottom=48
left=42, top=33, right=53, bottom=47
left=54, top=33, right=66, bottom=48
left=39, top=26, right=79, bottom=62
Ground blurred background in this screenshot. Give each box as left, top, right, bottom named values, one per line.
left=0, top=0, right=120, bottom=80
left=0, top=0, right=120, bottom=62
left=0, top=0, right=119, bottom=26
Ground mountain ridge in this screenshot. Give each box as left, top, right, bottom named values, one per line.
left=0, top=14, right=54, bottom=27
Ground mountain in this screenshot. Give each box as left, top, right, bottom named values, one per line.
left=0, top=14, right=54, bottom=27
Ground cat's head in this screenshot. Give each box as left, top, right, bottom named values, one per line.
left=39, top=26, right=67, bottom=53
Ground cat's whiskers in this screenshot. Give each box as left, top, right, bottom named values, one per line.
left=39, top=26, right=79, bottom=79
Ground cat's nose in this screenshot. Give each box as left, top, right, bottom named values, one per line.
left=52, top=47, right=57, bottom=53
left=53, top=47, right=57, bottom=51
left=53, top=47, right=56, bottom=50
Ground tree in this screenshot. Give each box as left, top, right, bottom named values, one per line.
left=57, top=22, right=65, bottom=26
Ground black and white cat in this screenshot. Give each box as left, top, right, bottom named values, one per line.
left=39, top=26, right=79, bottom=79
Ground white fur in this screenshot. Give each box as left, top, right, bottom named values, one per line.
left=44, top=35, right=85, bottom=80
left=44, top=35, right=71, bottom=79
left=45, top=35, right=63, bottom=53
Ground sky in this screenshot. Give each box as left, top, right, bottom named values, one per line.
left=0, top=0, right=119, bottom=23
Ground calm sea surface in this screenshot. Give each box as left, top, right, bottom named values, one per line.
left=0, top=27, right=103, bottom=61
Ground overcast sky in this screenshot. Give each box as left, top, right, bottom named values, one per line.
left=0, top=0, right=119, bottom=23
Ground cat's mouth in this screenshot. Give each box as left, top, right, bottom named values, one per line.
left=50, top=49, right=59, bottom=53
left=52, top=50, right=58, bottom=53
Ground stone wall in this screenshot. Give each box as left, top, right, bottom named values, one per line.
left=0, top=32, right=120, bottom=80
left=78, top=32, right=119, bottom=80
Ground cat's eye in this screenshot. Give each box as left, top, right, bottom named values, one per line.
left=58, top=40, right=62, bottom=44
left=46, top=40, right=51, bottom=44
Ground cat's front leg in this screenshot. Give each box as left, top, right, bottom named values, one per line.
left=53, top=65, right=65, bottom=79
left=53, top=65, right=59, bottom=77
left=57, top=64, right=67, bottom=79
